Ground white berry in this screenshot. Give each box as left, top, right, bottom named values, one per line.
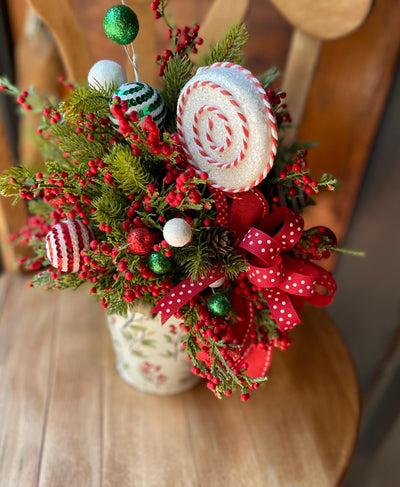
left=209, top=277, right=226, bottom=288
left=88, top=60, right=127, bottom=89
left=163, top=219, right=192, bottom=247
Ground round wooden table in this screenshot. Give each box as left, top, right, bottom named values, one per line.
left=0, top=273, right=359, bottom=487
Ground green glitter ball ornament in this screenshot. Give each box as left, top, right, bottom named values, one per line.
left=207, top=293, right=232, bottom=317
left=148, top=252, right=172, bottom=274
left=103, top=5, right=139, bottom=45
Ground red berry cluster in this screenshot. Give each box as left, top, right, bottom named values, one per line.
left=272, top=331, right=292, bottom=351
left=151, top=0, right=202, bottom=76
left=153, top=239, right=173, bottom=258
left=11, top=215, right=52, bottom=271
left=0, top=83, right=32, bottom=111
left=155, top=25, right=203, bottom=76
left=110, top=98, right=175, bottom=158
left=184, top=297, right=256, bottom=399
left=121, top=266, right=173, bottom=304
left=15, top=89, right=31, bottom=111
left=271, top=149, right=326, bottom=210
left=294, top=226, right=337, bottom=260
left=57, top=75, right=74, bottom=91
left=164, top=166, right=207, bottom=208
left=266, top=89, right=291, bottom=127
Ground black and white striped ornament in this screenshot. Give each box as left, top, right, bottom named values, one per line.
left=110, top=81, right=167, bottom=129
left=45, top=220, right=93, bottom=273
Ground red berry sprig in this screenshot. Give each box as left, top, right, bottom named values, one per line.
left=266, top=88, right=291, bottom=127
left=151, top=0, right=203, bottom=76
left=273, top=149, right=337, bottom=204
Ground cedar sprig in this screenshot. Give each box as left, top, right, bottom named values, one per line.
left=0, top=166, right=36, bottom=198
left=104, top=144, right=152, bottom=194
left=173, top=240, right=214, bottom=281
left=200, top=23, right=249, bottom=66
left=258, top=67, right=280, bottom=91
left=159, top=53, right=194, bottom=130
left=60, top=83, right=116, bottom=123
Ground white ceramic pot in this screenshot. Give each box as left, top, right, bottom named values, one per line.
left=107, top=309, right=200, bottom=395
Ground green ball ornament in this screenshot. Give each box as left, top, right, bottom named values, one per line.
left=207, top=293, right=232, bottom=317
left=103, top=5, right=139, bottom=45
left=148, top=252, right=172, bottom=274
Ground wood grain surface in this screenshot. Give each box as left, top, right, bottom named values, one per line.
left=0, top=273, right=359, bottom=487
left=0, top=120, right=29, bottom=270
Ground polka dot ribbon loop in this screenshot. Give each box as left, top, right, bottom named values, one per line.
left=238, top=207, right=336, bottom=331
left=152, top=267, right=225, bottom=325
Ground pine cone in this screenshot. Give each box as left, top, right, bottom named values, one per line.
left=204, top=226, right=235, bottom=255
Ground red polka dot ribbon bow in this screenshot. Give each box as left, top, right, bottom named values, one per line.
left=238, top=206, right=337, bottom=330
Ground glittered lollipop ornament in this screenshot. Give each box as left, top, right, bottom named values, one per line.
left=177, top=62, right=278, bottom=193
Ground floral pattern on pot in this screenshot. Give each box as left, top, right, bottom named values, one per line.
left=107, top=309, right=201, bottom=395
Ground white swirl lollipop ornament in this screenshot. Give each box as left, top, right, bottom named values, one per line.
left=177, top=62, right=278, bottom=193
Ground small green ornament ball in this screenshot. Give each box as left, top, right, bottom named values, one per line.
left=103, top=5, right=139, bottom=45
left=207, top=293, right=232, bottom=317
left=148, top=252, right=172, bottom=274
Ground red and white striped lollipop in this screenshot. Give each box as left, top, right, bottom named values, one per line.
left=45, top=220, right=93, bottom=273
left=177, top=62, right=278, bottom=193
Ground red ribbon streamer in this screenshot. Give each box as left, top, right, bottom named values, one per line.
left=152, top=267, right=225, bottom=324
left=195, top=294, right=274, bottom=379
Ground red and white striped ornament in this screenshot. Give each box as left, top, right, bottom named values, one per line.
left=177, top=62, right=278, bottom=193
left=45, top=220, right=93, bottom=273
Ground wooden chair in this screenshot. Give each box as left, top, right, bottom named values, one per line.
left=0, top=0, right=373, bottom=485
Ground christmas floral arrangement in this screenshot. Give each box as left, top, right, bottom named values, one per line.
left=0, top=2, right=340, bottom=400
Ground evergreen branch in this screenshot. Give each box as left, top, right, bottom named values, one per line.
left=0, top=166, right=35, bottom=196
left=105, top=144, right=152, bottom=194
left=218, top=252, right=248, bottom=280
left=60, top=84, right=115, bottom=123
left=200, top=24, right=249, bottom=66
left=50, top=124, right=111, bottom=160
left=327, top=246, right=366, bottom=257
left=31, top=270, right=84, bottom=290
left=92, top=186, right=128, bottom=237
left=159, top=53, right=194, bottom=129
left=173, top=241, right=214, bottom=280
left=258, top=67, right=280, bottom=90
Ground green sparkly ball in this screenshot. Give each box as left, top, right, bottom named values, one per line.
left=103, top=5, right=139, bottom=45
left=207, top=293, right=232, bottom=317
left=148, top=252, right=172, bottom=274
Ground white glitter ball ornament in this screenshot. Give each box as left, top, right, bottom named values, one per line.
left=88, top=60, right=127, bottom=89
left=177, top=62, right=278, bottom=193
left=163, top=219, right=192, bottom=247
left=45, top=220, right=93, bottom=273
left=110, top=81, right=167, bottom=129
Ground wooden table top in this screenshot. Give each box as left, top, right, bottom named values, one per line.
left=0, top=273, right=359, bottom=487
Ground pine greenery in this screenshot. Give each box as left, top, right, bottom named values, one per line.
left=60, top=84, right=116, bottom=123
left=104, top=144, right=152, bottom=194
left=159, top=53, right=194, bottom=131
left=200, top=24, right=249, bottom=66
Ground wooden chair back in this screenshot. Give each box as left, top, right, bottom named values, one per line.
left=0, top=0, right=372, bottom=271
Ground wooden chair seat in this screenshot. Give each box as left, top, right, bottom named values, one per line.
left=0, top=273, right=359, bottom=487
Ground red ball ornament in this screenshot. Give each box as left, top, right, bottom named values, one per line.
left=127, top=227, right=154, bottom=255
